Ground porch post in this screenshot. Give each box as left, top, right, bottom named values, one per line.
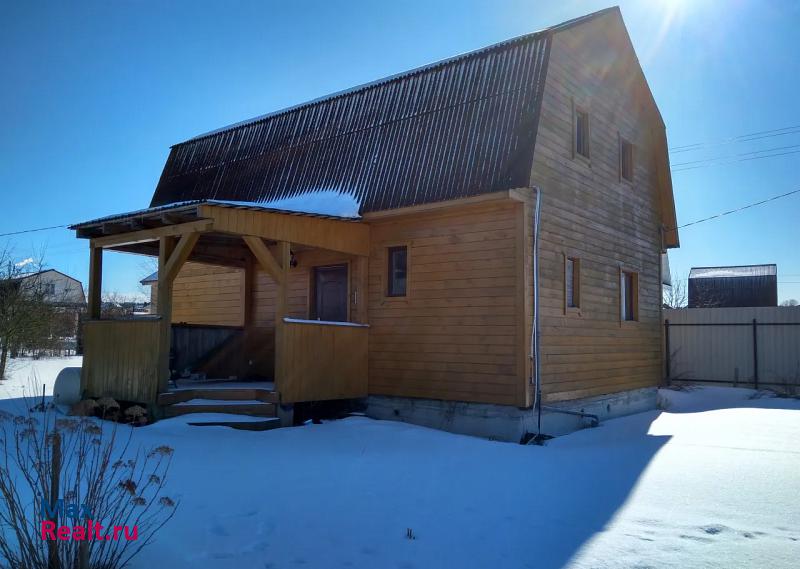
left=274, top=241, right=290, bottom=392
left=87, top=244, right=103, bottom=319
left=275, top=241, right=290, bottom=322
left=156, top=236, right=177, bottom=392
left=242, top=255, right=255, bottom=329
left=352, top=255, right=369, bottom=324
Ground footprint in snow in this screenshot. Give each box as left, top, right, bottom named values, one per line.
left=700, top=524, right=729, bottom=535
left=679, top=534, right=713, bottom=543
left=210, top=522, right=230, bottom=537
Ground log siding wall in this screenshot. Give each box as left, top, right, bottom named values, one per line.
left=529, top=18, right=665, bottom=402
left=366, top=201, right=524, bottom=406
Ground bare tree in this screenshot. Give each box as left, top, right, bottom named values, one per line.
left=663, top=276, right=688, bottom=309
left=780, top=299, right=799, bottom=307
left=0, top=248, right=58, bottom=379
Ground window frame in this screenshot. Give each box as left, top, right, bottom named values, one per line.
left=619, top=135, right=634, bottom=182
left=620, top=268, right=639, bottom=323
left=386, top=245, right=408, bottom=298
left=573, top=103, right=591, bottom=161
left=564, top=255, right=581, bottom=314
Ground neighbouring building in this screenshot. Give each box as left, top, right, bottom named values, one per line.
left=7, top=269, right=87, bottom=354
left=140, top=270, right=158, bottom=313
left=688, top=265, right=778, bottom=308
left=68, top=7, right=679, bottom=440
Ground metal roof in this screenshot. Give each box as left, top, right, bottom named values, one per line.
left=146, top=9, right=621, bottom=213
left=140, top=270, right=158, bottom=285
left=689, top=265, right=778, bottom=279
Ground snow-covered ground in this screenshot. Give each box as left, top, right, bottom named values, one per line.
left=1, top=357, right=799, bottom=568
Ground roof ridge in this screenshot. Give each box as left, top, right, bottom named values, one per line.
left=177, top=6, right=618, bottom=146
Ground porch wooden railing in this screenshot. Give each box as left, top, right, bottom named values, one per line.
left=81, top=318, right=161, bottom=403
left=276, top=318, right=369, bottom=403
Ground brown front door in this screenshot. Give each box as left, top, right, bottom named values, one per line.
left=312, top=265, right=348, bottom=322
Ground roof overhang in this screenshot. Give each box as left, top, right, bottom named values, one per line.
left=70, top=201, right=370, bottom=263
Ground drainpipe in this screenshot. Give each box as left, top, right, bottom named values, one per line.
left=530, top=186, right=543, bottom=437
left=527, top=187, right=599, bottom=443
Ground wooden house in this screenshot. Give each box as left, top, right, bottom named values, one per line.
left=5, top=269, right=87, bottom=355
left=70, top=7, right=679, bottom=439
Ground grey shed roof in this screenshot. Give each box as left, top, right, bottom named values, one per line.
left=689, top=265, right=778, bottom=279
left=140, top=271, right=158, bottom=285
left=149, top=8, right=620, bottom=213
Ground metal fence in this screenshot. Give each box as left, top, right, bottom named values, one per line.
left=664, top=307, right=800, bottom=392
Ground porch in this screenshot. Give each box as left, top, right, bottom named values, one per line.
left=72, top=201, right=371, bottom=417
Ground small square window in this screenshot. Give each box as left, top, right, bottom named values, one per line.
left=565, top=257, right=580, bottom=310
left=620, top=138, right=634, bottom=181
left=44, top=283, right=55, bottom=296
left=575, top=109, right=590, bottom=159
left=387, top=246, right=407, bottom=297
left=620, top=270, right=638, bottom=321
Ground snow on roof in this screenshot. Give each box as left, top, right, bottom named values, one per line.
left=215, top=190, right=361, bottom=219
left=689, top=265, right=777, bottom=279
left=71, top=192, right=362, bottom=229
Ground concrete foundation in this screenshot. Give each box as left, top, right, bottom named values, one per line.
left=365, top=387, right=658, bottom=442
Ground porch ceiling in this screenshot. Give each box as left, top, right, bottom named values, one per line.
left=70, top=200, right=370, bottom=257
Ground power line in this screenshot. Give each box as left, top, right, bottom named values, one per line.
left=0, top=224, right=69, bottom=238
left=672, top=143, right=800, bottom=168
left=672, top=146, right=800, bottom=173
left=670, top=124, right=800, bottom=154
left=674, top=187, right=800, bottom=230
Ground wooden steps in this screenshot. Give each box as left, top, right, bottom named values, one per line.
left=158, top=388, right=278, bottom=405
left=159, top=383, right=280, bottom=429
left=186, top=417, right=281, bottom=431
left=164, top=401, right=276, bottom=418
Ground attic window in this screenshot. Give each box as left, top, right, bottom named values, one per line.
left=620, top=137, right=634, bottom=181
left=575, top=108, right=590, bottom=159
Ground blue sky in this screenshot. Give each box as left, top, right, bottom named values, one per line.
left=1, top=0, right=799, bottom=301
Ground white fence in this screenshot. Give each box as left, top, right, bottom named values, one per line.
left=664, top=307, right=800, bottom=392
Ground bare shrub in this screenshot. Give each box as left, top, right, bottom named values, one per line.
left=0, top=396, right=177, bottom=569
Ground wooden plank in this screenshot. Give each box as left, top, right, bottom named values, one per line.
left=162, top=232, right=200, bottom=283
left=243, top=236, right=284, bottom=284
left=203, top=204, right=370, bottom=256
left=91, top=219, right=212, bottom=248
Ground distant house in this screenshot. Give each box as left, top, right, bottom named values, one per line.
left=688, top=265, right=778, bottom=308
left=140, top=270, right=158, bottom=313
left=7, top=269, right=87, bottom=353
left=69, top=7, right=680, bottom=439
